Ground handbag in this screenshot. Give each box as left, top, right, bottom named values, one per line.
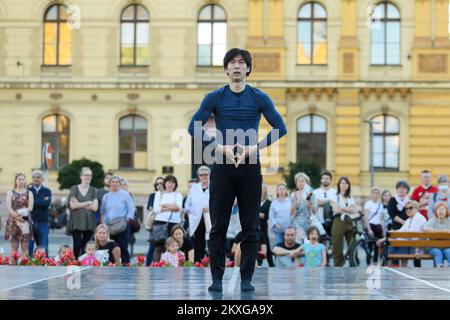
left=108, top=218, right=127, bottom=236
left=149, top=211, right=173, bottom=245
left=129, top=217, right=141, bottom=234
left=145, top=209, right=156, bottom=231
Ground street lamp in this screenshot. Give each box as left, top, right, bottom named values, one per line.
left=364, top=119, right=380, bottom=188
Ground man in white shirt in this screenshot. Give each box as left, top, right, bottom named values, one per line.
left=184, top=166, right=212, bottom=262
left=313, top=171, right=337, bottom=235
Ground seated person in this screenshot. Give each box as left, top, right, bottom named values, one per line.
left=272, top=226, right=302, bottom=267
left=377, top=200, right=426, bottom=267
left=423, top=203, right=450, bottom=267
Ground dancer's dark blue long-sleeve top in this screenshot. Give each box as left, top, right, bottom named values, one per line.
left=188, top=85, right=287, bottom=152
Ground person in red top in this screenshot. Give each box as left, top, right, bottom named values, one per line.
left=411, top=170, right=438, bottom=220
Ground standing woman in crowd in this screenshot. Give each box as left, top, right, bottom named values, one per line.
left=94, top=224, right=121, bottom=266
left=5, top=172, right=34, bottom=258
left=387, top=181, right=410, bottom=231
left=331, top=176, right=359, bottom=267
left=269, top=183, right=292, bottom=245
left=151, top=175, right=183, bottom=262
left=101, top=176, right=135, bottom=265
left=67, top=167, right=98, bottom=259
left=258, top=183, right=274, bottom=267
left=363, top=187, right=385, bottom=265
left=290, top=172, right=317, bottom=242
left=145, top=176, right=164, bottom=266
left=381, top=190, right=392, bottom=230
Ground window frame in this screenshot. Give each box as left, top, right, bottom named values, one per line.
left=41, top=114, right=70, bottom=169
left=297, top=2, right=328, bottom=66
left=119, top=115, right=148, bottom=170
left=296, top=114, right=327, bottom=169
left=197, top=4, right=227, bottom=67
left=120, top=4, right=150, bottom=67
left=370, top=2, right=401, bottom=66
left=371, top=114, right=400, bottom=172
left=43, top=4, right=72, bottom=66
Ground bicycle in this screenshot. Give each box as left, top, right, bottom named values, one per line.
left=348, top=214, right=383, bottom=267
left=320, top=213, right=382, bottom=267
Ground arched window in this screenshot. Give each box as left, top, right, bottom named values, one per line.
left=371, top=114, right=399, bottom=170
left=42, top=114, right=70, bottom=169
left=370, top=2, right=401, bottom=65
left=43, top=4, right=72, bottom=65
left=297, top=115, right=327, bottom=169
left=197, top=4, right=227, bottom=66
left=120, top=4, right=150, bottom=65
left=297, top=2, right=327, bottom=65
left=119, top=115, right=148, bottom=169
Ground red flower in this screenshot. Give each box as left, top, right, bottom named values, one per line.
left=201, top=257, right=210, bottom=267
left=92, top=260, right=101, bottom=267
left=226, top=260, right=234, bottom=268
left=108, top=262, right=114, bottom=267
left=257, top=251, right=266, bottom=259
left=137, top=256, right=145, bottom=265
left=11, top=251, right=20, bottom=262
left=20, top=257, right=29, bottom=266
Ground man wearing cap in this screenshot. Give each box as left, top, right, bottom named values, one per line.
left=28, top=170, right=52, bottom=257
left=184, top=166, right=212, bottom=262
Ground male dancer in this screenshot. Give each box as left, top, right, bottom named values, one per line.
left=188, top=48, right=287, bottom=292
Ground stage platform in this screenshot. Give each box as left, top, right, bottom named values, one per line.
left=0, top=266, right=449, bottom=300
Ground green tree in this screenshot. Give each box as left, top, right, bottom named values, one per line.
left=283, top=160, right=322, bottom=190
left=57, top=158, right=105, bottom=190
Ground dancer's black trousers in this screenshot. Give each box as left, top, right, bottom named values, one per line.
left=209, top=161, right=262, bottom=282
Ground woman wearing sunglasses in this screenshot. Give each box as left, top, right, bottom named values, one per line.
left=377, top=200, right=426, bottom=267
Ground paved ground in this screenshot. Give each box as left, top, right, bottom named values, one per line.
left=0, top=266, right=449, bottom=300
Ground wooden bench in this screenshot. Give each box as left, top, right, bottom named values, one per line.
left=386, top=232, right=450, bottom=263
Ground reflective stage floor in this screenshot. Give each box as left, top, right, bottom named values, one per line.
left=0, top=266, right=449, bottom=300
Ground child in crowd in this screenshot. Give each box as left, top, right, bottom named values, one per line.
left=300, top=227, right=327, bottom=267
left=33, top=245, right=47, bottom=258
left=78, top=241, right=99, bottom=266
left=160, top=237, right=185, bottom=267
left=54, top=244, right=73, bottom=264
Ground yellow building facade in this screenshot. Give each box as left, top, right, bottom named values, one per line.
left=0, top=0, right=450, bottom=211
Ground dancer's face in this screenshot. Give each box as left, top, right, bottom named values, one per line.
left=225, top=54, right=249, bottom=83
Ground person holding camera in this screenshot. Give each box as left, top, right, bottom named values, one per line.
left=290, top=172, right=317, bottom=243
